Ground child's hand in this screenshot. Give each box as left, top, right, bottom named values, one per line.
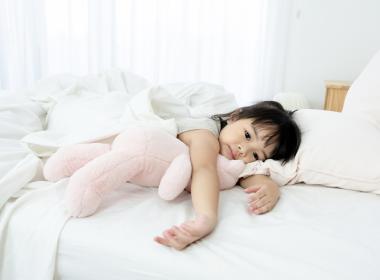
left=154, top=214, right=216, bottom=250
left=244, top=179, right=280, bottom=214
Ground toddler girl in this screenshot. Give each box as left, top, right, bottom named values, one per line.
left=154, top=101, right=301, bottom=250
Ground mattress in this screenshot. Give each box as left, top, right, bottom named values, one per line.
left=34, top=181, right=380, bottom=280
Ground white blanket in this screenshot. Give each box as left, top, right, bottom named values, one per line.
left=0, top=182, right=70, bottom=280
left=0, top=94, right=56, bottom=279
left=0, top=94, right=44, bottom=208
left=0, top=70, right=238, bottom=279
left=22, top=69, right=237, bottom=157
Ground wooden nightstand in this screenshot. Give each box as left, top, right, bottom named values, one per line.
left=324, top=80, right=351, bottom=112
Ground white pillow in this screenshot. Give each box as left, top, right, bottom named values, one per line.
left=343, top=50, right=380, bottom=129
left=296, top=109, right=379, bottom=193
left=249, top=109, right=380, bottom=194
left=258, top=50, right=380, bottom=194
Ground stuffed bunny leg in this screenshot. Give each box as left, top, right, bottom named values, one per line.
left=43, top=143, right=110, bottom=182
left=65, top=149, right=144, bottom=218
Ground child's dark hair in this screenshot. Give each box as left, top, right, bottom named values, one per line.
left=212, top=101, right=301, bottom=163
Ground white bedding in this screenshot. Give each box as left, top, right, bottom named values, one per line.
left=3, top=180, right=380, bottom=280
left=56, top=183, right=380, bottom=280
left=1, top=70, right=380, bottom=280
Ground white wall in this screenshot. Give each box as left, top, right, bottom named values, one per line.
left=283, top=0, right=380, bottom=109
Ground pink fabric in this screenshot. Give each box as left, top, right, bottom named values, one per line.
left=43, top=127, right=245, bottom=218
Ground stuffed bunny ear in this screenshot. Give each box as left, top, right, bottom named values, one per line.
left=158, top=153, right=192, bottom=200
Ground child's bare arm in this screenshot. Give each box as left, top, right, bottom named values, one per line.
left=239, top=174, right=280, bottom=214
left=154, top=129, right=220, bottom=250
left=180, top=129, right=220, bottom=219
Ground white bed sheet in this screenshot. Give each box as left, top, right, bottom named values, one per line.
left=10, top=181, right=376, bottom=280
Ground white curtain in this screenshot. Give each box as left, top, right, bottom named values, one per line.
left=0, top=0, right=292, bottom=105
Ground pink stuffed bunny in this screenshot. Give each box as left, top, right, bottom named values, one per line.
left=43, top=127, right=245, bottom=218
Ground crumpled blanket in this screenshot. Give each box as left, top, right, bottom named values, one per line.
left=0, top=69, right=238, bottom=280
left=22, top=69, right=238, bottom=157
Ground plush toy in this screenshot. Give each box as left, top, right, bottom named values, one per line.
left=43, top=127, right=245, bottom=218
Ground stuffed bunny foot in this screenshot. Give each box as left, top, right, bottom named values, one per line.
left=43, top=143, right=110, bottom=182
left=65, top=150, right=144, bottom=217
left=65, top=183, right=103, bottom=218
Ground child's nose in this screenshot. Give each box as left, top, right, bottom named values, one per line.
left=238, top=144, right=245, bottom=155
left=238, top=144, right=254, bottom=161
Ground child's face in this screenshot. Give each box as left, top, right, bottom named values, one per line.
left=218, top=118, right=277, bottom=163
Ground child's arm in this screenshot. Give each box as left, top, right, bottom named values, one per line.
left=239, top=174, right=280, bottom=214
left=154, top=129, right=220, bottom=250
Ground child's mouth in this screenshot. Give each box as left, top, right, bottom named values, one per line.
left=229, top=145, right=236, bottom=160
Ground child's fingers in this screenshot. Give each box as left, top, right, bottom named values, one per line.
left=248, top=191, right=265, bottom=203
left=172, top=225, right=192, bottom=238
left=244, top=185, right=261, bottom=193
left=250, top=196, right=271, bottom=209
left=154, top=236, right=170, bottom=246
left=155, top=228, right=182, bottom=249
left=155, top=224, right=199, bottom=250
left=154, top=227, right=176, bottom=244
left=254, top=204, right=272, bottom=214
left=252, top=200, right=275, bottom=214
left=169, top=227, right=194, bottom=250
left=165, top=228, right=176, bottom=237
left=162, top=230, right=185, bottom=249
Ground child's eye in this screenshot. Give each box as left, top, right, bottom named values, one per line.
left=244, top=130, right=251, bottom=140
left=253, top=152, right=259, bottom=160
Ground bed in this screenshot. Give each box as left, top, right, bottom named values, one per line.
left=1, top=51, right=380, bottom=280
